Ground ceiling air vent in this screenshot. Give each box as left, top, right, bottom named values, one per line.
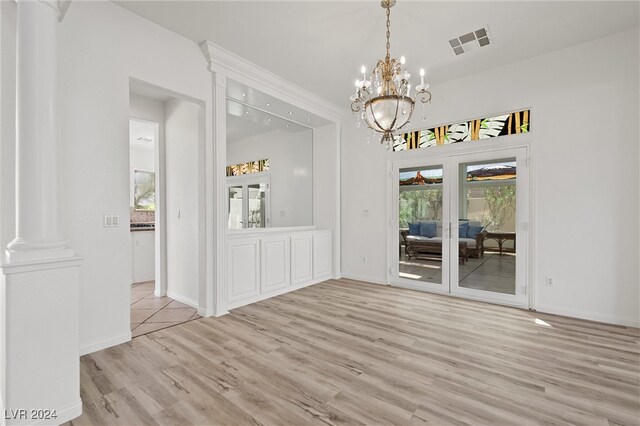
left=449, top=27, right=491, bottom=55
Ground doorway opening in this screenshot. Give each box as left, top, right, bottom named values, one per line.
left=128, top=82, right=206, bottom=336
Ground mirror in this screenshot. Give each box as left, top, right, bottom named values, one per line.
left=226, top=98, right=313, bottom=230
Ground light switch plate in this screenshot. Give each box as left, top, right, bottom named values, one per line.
left=103, top=214, right=120, bottom=228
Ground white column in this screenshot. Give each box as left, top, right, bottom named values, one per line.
left=5, top=0, right=73, bottom=263
left=1, top=2, right=82, bottom=425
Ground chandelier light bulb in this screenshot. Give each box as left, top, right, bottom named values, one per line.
left=361, top=65, right=367, bottom=80
left=420, top=68, right=425, bottom=85
left=400, top=56, right=406, bottom=65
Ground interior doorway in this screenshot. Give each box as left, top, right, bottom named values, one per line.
left=128, top=82, right=207, bottom=336
left=391, top=146, right=529, bottom=308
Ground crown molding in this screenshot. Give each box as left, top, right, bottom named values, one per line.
left=200, top=40, right=344, bottom=125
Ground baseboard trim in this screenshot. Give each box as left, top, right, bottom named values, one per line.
left=535, top=304, right=640, bottom=328
left=31, top=398, right=82, bottom=426
left=166, top=291, right=198, bottom=309
left=80, top=331, right=131, bottom=356
left=341, top=273, right=388, bottom=286
left=225, top=277, right=329, bottom=312
left=197, top=307, right=216, bottom=317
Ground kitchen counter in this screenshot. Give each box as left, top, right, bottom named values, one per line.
left=131, top=223, right=155, bottom=232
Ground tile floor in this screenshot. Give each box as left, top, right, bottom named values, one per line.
left=398, top=251, right=516, bottom=294
left=130, top=281, right=201, bottom=338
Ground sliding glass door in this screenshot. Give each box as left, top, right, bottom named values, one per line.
left=392, top=147, right=528, bottom=307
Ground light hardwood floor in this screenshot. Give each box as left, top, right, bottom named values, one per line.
left=68, top=279, right=640, bottom=426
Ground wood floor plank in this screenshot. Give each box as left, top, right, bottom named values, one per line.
left=68, top=279, right=640, bottom=426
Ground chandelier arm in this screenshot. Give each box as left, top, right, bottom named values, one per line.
left=417, top=90, right=432, bottom=104
left=351, top=101, right=363, bottom=114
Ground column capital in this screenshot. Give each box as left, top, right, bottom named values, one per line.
left=215, top=72, right=227, bottom=88
left=18, top=0, right=72, bottom=22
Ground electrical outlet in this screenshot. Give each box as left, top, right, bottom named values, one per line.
left=545, top=276, right=554, bottom=286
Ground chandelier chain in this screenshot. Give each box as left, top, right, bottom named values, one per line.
left=350, top=0, right=432, bottom=146
left=385, top=7, right=391, bottom=60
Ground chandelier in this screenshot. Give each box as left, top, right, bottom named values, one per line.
left=350, top=0, right=432, bottom=150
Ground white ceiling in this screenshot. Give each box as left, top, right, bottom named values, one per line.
left=114, top=1, right=639, bottom=106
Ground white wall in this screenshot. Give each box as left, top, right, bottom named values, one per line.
left=341, top=28, right=640, bottom=326
left=48, top=1, right=211, bottom=354
left=165, top=99, right=202, bottom=306
left=227, top=128, right=313, bottom=227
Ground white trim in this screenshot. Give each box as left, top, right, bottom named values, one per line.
left=166, top=291, right=198, bottom=309
left=212, top=73, right=228, bottom=317
left=200, top=41, right=344, bottom=123
left=333, top=124, right=342, bottom=279
left=535, top=304, right=640, bottom=328
left=197, top=307, right=217, bottom=317
left=393, top=132, right=531, bottom=160
left=225, top=278, right=328, bottom=311
left=227, top=225, right=321, bottom=238
left=80, top=331, right=131, bottom=356
left=30, top=398, right=82, bottom=426
left=0, top=256, right=82, bottom=275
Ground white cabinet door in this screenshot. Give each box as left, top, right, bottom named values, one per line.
left=227, top=238, right=260, bottom=303
left=313, top=231, right=332, bottom=280
left=261, top=236, right=290, bottom=294
left=131, top=231, right=155, bottom=283
left=291, top=233, right=313, bottom=286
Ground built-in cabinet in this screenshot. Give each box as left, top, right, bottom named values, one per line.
left=226, top=229, right=332, bottom=310
left=260, top=235, right=290, bottom=293
left=226, top=237, right=260, bottom=304
left=291, top=233, right=313, bottom=287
